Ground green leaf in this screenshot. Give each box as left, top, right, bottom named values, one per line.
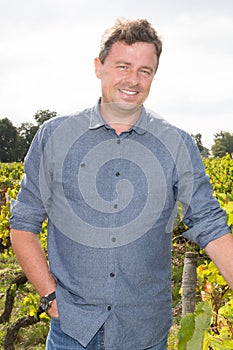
left=178, top=301, right=212, bottom=350
left=208, top=337, right=233, bottom=350
left=186, top=301, right=212, bottom=350
left=178, top=313, right=195, bottom=350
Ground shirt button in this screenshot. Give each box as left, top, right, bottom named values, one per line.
left=112, top=237, right=116, bottom=242
left=114, top=204, right=118, bottom=209
left=80, top=163, right=86, bottom=168
left=115, top=172, right=120, bottom=177
left=107, top=306, right=111, bottom=311
left=117, top=139, right=121, bottom=144
left=110, top=272, right=115, bottom=277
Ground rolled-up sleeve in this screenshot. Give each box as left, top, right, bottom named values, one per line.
left=177, top=133, right=230, bottom=248
left=10, top=124, right=49, bottom=234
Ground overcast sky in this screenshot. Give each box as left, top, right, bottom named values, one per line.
left=1, top=0, right=233, bottom=148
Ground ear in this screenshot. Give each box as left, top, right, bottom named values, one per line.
left=94, top=57, right=102, bottom=79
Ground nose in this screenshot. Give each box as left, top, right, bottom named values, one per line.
left=126, top=69, right=140, bottom=86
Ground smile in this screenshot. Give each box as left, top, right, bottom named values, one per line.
left=120, top=89, right=138, bottom=95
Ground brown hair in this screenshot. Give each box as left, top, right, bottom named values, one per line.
left=99, top=18, right=162, bottom=64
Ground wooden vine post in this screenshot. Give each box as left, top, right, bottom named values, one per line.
left=181, top=251, right=198, bottom=316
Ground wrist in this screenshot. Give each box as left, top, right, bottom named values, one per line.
left=39, top=291, right=56, bottom=314
left=47, top=299, right=59, bottom=318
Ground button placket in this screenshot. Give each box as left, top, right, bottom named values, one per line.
left=105, top=247, right=116, bottom=315
left=108, top=136, right=123, bottom=247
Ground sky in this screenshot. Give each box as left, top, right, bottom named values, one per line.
left=0, top=0, right=233, bottom=149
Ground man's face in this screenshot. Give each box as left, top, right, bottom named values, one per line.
left=94, top=41, right=158, bottom=111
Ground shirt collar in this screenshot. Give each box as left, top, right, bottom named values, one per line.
left=89, top=100, right=107, bottom=130
left=89, top=99, right=149, bottom=135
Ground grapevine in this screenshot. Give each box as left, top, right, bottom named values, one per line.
left=1, top=154, right=233, bottom=349
left=179, top=154, right=233, bottom=349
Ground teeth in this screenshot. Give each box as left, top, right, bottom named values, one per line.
left=121, top=89, right=137, bottom=95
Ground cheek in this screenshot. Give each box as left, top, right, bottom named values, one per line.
left=142, top=79, right=153, bottom=92
left=102, top=73, right=120, bottom=89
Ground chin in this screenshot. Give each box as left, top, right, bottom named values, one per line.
left=114, top=101, right=141, bottom=111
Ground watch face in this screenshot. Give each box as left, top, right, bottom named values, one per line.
left=39, top=292, right=55, bottom=313
left=40, top=297, right=50, bottom=311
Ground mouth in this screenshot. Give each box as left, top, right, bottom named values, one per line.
left=119, top=89, right=139, bottom=96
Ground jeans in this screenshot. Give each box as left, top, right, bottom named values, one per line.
left=46, top=318, right=168, bottom=350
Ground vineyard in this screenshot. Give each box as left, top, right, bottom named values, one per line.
left=0, top=155, right=233, bottom=349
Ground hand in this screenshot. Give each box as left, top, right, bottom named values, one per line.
left=48, top=299, right=59, bottom=318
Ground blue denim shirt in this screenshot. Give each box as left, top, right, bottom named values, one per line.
left=10, top=102, right=230, bottom=349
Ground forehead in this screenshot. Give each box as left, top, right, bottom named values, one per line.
left=106, top=41, right=158, bottom=66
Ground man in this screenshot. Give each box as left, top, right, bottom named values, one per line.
left=10, top=19, right=233, bottom=350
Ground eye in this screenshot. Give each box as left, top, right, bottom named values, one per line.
left=140, top=69, right=152, bottom=76
left=117, top=65, right=128, bottom=70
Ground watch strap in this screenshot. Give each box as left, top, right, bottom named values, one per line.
left=44, top=291, right=56, bottom=301
left=37, top=291, right=56, bottom=317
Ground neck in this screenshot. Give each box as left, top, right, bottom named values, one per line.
left=100, top=101, right=142, bottom=135
left=107, top=122, right=133, bottom=135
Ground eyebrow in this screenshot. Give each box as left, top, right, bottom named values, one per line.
left=114, top=61, right=155, bottom=73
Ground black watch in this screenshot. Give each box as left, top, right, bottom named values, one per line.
left=39, top=291, right=56, bottom=313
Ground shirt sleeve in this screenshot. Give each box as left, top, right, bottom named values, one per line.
left=10, top=123, right=50, bottom=234
left=176, top=132, right=230, bottom=248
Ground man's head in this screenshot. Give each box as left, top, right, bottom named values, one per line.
left=94, top=19, right=162, bottom=123
left=98, top=18, right=162, bottom=68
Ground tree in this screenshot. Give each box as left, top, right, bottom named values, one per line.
left=34, top=109, right=57, bottom=127
left=191, top=133, right=210, bottom=158
left=0, top=118, right=18, bottom=162
left=0, top=110, right=57, bottom=162
left=16, top=110, right=57, bottom=161
left=211, top=131, right=233, bottom=157
left=16, top=123, right=38, bottom=161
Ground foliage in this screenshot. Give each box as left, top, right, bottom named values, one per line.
left=203, top=153, right=233, bottom=227
left=191, top=133, right=210, bottom=158
left=196, top=261, right=233, bottom=346
left=0, top=110, right=57, bottom=162
left=177, top=153, right=233, bottom=349
left=1, top=153, right=233, bottom=348
left=211, top=131, right=233, bottom=157
left=0, top=162, right=49, bottom=349
left=178, top=301, right=212, bottom=350
left=34, top=109, right=57, bottom=127
left=178, top=299, right=233, bottom=349
left=203, top=153, right=233, bottom=197
left=0, top=118, right=18, bottom=162
left=17, top=122, right=38, bottom=160
left=0, top=162, right=24, bottom=253
left=178, top=256, right=233, bottom=349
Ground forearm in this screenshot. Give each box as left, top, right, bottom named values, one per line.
left=205, top=232, right=233, bottom=289
left=10, top=228, right=56, bottom=296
